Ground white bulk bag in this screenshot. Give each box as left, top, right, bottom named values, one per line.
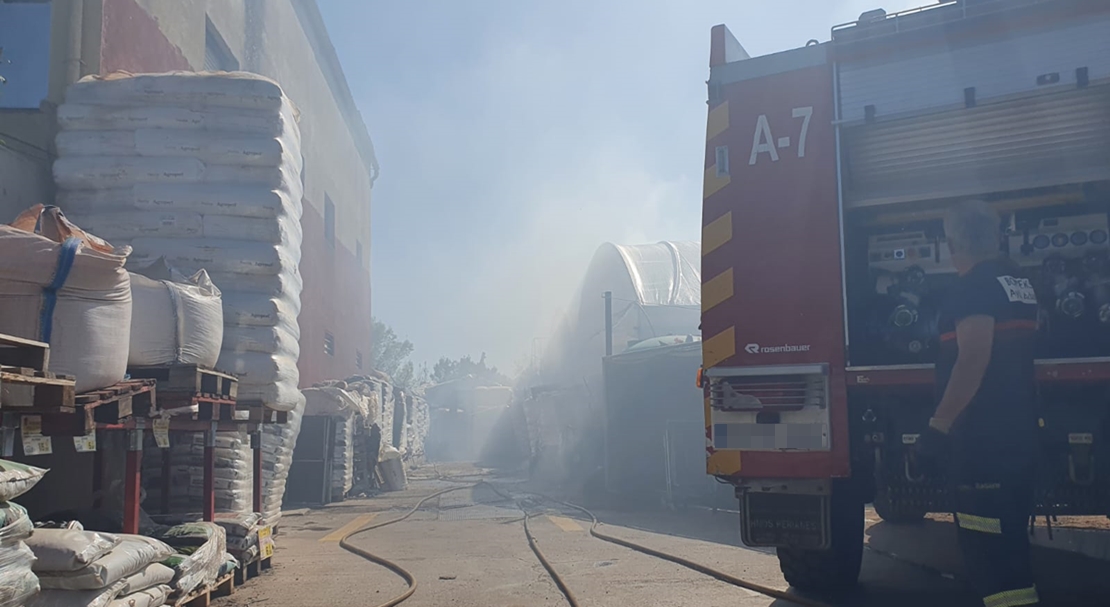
left=220, top=291, right=300, bottom=333
left=128, top=258, right=223, bottom=367
left=57, top=103, right=301, bottom=140
left=58, top=185, right=301, bottom=220
left=66, top=72, right=287, bottom=113
left=221, top=325, right=300, bottom=357
left=127, top=237, right=297, bottom=276
left=0, top=205, right=131, bottom=392
left=64, top=210, right=204, bottom=241
left=56, top=128, right=291, bottom=168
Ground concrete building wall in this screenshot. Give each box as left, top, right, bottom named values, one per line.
left=0, top=144, right=52, bottom=221
left=0, top=0, right=375, bottom=385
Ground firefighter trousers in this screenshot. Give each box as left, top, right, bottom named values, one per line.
left=951, top=449, right=1039, bottom=607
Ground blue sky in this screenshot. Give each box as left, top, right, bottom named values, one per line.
left=319, top=0, right=923, bottom=373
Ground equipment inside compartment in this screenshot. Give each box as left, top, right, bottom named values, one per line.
left=847, top=203, right=1110, bottom=366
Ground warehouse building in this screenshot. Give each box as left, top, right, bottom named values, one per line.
left=0, top=0, right=376, bottom=386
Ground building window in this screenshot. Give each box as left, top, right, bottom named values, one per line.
left=355, top=350, right=363, bottom=370
left=324, top=195, right=336, bottom=247
left=204, top=18, right=239, bottom=71
left=715, top=146, right=730, bottom=177
left=356, top=240, right=363, bottom=267
left=324, top=332, right=335, bottom=357
left=0, top=1, right=51, bottom=109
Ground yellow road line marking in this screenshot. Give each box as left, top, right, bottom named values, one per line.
left=546, top=515, right=583, bottom=532
left=320, top=512, right=378, bottom=542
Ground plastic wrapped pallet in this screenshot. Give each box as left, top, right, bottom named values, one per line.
left=0, top=502, right=38, bottom=607
left=407, top=396, right=431, bottom=463
left=0, top=205, right=132, bottom=392
left=378, top=382, right=395, bottom=449
left=260, top=395, right=304, bottom=525
left=331, top=417, right=354, bottom=501
left=140, top=432, right=253, bottom=515
left=157, top=522, right=226, bottom=595
left=54, top=72, right=303, bottom=419
left=128, top=258, right=223, bottom=367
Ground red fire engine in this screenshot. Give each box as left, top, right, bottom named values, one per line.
left=701, top=0, right=1110, bottom=592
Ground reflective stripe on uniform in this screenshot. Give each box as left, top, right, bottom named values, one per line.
left=957, top=513, right=1003, bottom=534
left=983, top=585, right=1038, bottom=607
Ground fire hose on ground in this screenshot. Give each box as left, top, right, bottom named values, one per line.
left=337, top=479, right=835, bottom=607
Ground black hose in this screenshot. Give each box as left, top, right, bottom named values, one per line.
left=337, top=476, right=834, bottom=607
left=338, top=485, right=474, bottom=607
left=531, top=492, right=836, bottom=607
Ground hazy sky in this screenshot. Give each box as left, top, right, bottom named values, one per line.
left=320, top=0, right=923, bottom=373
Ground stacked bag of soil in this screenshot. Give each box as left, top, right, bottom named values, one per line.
left=154, top=522, right=231, bottom=598
left=25, top=529, right=175, bottom=607
left=141, top=433, right=252, bottom=514
left=0, top=460, right=47, bottom=607
left=213, top=512, right=269, bottom=565
left=0, top=502, right=39, bottom=607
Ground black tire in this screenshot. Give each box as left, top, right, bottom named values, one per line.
left=776, top=483, right=864, bottom=595
left=872, top=488, right=927, bottom=524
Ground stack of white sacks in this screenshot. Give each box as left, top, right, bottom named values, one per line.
left=54, top=72, right=307, bottom=522
left=302, top=385, right=371, bottom=503
left=26, top=530, right=176, bottom=607
left=141, top=433, right=253, bottom=515
left=331, top=418, right=355, bottom=501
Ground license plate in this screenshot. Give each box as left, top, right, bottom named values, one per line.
left=740, top=492, right=829, bottom=550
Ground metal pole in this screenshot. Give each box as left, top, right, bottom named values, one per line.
left=123, top=420, right=144, bottom=535
left=203, top=422, right=216, bottom=522
left=252, top=429, right=263, bottom=514
left=604, top=291, right=613, bottom=357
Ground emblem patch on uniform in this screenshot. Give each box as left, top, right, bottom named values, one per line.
left=996, top=276, right=1037, bottom=304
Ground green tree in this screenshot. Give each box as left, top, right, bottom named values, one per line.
left=430, top=352, right=510, bottom=385
left=371, top=318, right=418, bottom=388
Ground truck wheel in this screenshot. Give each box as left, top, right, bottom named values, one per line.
left=776, top=486, right=864, bottom=595
left=872, top=489, right=927, bottom=524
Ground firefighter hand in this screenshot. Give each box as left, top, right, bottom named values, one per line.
left=927, top=416, right=955, bottom=434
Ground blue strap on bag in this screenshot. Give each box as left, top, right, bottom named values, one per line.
left=40, top=236, right=80, bottom=344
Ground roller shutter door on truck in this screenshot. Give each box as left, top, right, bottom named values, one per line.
left=837, top=13, right=1110, bottom=208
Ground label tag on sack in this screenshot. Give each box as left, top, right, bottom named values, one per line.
left=74, top=433, right=97, bottom=453
left=261, top=540, right=275, bottom=559
left=21, top=415, right=51, bottom=456
left=154, top=418, right=171, bottom=449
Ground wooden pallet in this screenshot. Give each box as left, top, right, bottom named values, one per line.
left=129, top=365, right=238, bottom=400
left=158, top=393, right=239, bottom=422
left=174, top=572, right=236, bottom=607
left=0, top=334, right=49, bottom=371
left=243, top=402, right=289, bottom=424
left=41, top=379, right=156, bottom=436
left=234, top=556, right=273, bottom=585
left=0, top=366, right=76, bottom=409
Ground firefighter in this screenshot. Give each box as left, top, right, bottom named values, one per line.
left=923, top=199, right=1040, bottom=607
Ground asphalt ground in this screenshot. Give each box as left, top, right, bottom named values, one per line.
left=226, top=463, right=1110, bottom=607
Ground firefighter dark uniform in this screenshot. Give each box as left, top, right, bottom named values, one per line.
left=934, top=257, right=1040, bottom=607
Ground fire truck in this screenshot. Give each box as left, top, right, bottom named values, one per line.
left=700, top=0, right=1110, bottom=593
